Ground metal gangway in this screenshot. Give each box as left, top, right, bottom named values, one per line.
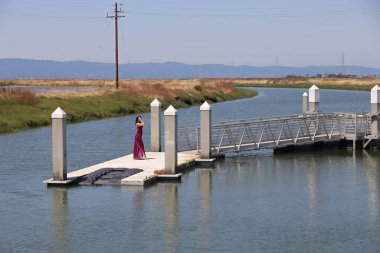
left=177, top=112, right=372, bottom=156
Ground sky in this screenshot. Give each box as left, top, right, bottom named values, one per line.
left=0, top=0, right=379, bottom=67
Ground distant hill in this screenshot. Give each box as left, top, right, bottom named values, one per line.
left=0, top=58, right=379, bottom=79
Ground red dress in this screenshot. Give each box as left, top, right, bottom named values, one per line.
left=133, top=125, right=146, bottom=159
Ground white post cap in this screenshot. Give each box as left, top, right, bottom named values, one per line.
left=200, top=101, right=211, bottom=111
left=303, top=92, right=308, bottom=97
left=164, top=105, right=177, bottom=116
left=308, top=85, right=320, bottom=103
left=150, top=98, right=161, bottom=107
left=371, top=85, right=380, bottom=104
left=51, top=107, right=66, bottom=119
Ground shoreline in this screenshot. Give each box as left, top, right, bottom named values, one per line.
left=0, top=83, right=257, bottom=135
left=2, top=76, right=379, bottom=135
left=230, top=77, right=380, bottom=91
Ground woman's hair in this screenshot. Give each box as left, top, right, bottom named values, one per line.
left=135, top=115, right=141, bottom=124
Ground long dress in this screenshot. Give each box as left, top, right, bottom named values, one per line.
left=133, top=125, right=146, bottom=160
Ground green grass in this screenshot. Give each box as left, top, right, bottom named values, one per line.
left=0, top=89, right=257, bottom=135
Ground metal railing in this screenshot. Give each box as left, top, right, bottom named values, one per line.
left=177, top=112, right=372, bottom=155
left=177, top=124, right=200, bottom=152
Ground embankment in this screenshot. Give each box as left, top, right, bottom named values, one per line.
left=0, top=79, right=257, bottom=134
left=230, top=77, right=380, bottom=91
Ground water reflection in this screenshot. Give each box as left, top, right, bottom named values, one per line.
left=51, top=188, right=69, bottom=252
left=133, top=189, right=144, bottom=225
left=307, top=158, right=318, bottom=226
left=164, top=183, right=178, bottom=253
left=363, top=151, right=379, bottom=223
left=151, top=183, right=161, bottom=209
left=198, top=169, right=212, bottom=252
left=255, top=157, right=264, bottom=182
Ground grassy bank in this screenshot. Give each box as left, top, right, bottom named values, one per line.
left=0, top=79, right=257, bottom=135
left=5, top=76, right=376, bottom=135
left=3, top=77, right=378, bottom=91
left=230, top=77, right=380, bottom=91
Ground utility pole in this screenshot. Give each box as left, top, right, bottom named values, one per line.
left=107, top=1, right=125, bottom=90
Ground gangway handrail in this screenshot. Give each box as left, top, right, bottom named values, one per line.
left=177, top=112, right=372, bottom=154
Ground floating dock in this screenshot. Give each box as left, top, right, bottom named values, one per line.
left=45, top=151, right=201, bottom=187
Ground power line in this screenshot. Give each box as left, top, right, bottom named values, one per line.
left=124, top=9, right=380, bottom=19
left=119, top=19, right=129, bottom=65
left=95, top=19, right=114, bottom=63
left=5, top=3, right=379, bottom=20
left=9, top=0, right=112, bottom=8
left=127, top=0, right=373, bottom=12
left=4, top=0, right=379, bottom=20
left=3, top=12, right=104, bottom=19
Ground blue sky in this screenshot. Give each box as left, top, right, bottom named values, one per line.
left=0, top=0, right=379, bottom=67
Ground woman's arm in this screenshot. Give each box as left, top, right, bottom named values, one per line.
left=136, top=117, right=145, bottom=127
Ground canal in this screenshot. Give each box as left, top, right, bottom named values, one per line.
left=0, top=88, right=379, bottom=252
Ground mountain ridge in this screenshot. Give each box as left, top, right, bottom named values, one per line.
left=1, top=58, right=379, bottom=79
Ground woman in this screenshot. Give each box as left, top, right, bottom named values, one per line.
left=133, top=115, right=146, bottom=160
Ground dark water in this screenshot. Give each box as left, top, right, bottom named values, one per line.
left=0, top=88, right=379, bottom=252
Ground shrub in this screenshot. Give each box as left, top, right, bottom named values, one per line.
left=0, top=87, right=39, bottom=105
left=194, top=85, right=202, bottom=91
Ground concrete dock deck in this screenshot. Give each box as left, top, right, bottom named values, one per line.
left=46, top=150, right=201, bottom=186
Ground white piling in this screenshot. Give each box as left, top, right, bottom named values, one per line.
left=303, top=92, right=308, bottom=113
left=371, top=85, right=380, bottom=137
left=150, top=98, right=161, bottom=152
left=164, top=105, right=178, bottom=174
left=309, top=85, right=320, bottom=112
left=200, top=101, right=212, bottom=159
left=51, top=107, right=67, bottom=181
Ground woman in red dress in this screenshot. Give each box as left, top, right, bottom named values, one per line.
left=133, top=115, right=146, bottom=160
